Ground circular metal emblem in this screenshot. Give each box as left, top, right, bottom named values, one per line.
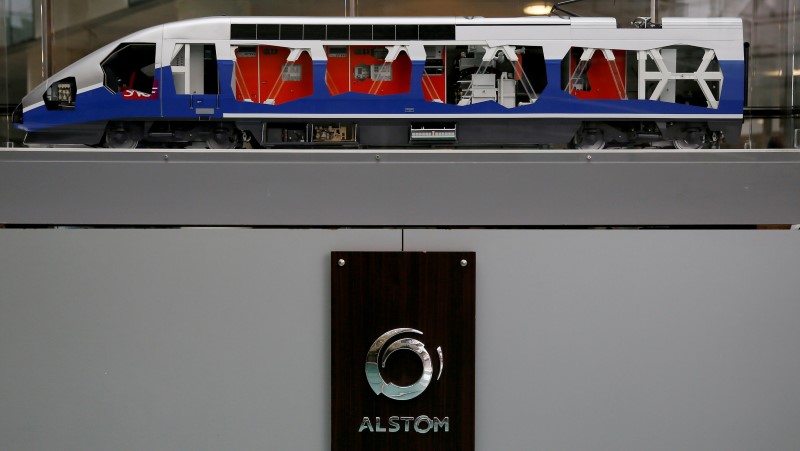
left=365, top=328, right=443, bottom=401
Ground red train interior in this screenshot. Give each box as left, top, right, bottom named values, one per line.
left=234, top=45, right=314, bottom=105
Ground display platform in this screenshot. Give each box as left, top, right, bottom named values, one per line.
left=2, top=148, right=800, bottom=226
left=2, top=146, right=799, bottom=450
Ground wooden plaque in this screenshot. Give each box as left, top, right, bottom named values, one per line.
left=331, top=252, right=475, bottom=451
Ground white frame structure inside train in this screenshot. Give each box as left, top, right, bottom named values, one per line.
left=14, top=16, right=745, bottom=149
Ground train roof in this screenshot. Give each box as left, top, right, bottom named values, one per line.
left=189, top=16, right=574, bottom=26
left=158, top=15, right=741, bottom=42
left=161, top=15, right=743, bottom=28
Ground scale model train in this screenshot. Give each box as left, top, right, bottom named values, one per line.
left=13, top=16, right=745, bottom=149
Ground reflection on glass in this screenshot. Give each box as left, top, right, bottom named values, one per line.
left=4, top=0, right=34, bottom=45
left=0, top=0, right=797, bottom=147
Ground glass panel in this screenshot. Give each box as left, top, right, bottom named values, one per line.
left=1, top=0, right=34, bottom=145
left=0, top=0, right=797, bottom=147
left=5, top=0, right=34, bottom=45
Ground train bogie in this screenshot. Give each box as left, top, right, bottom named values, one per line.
left=14, top=16, right=745, bottom=149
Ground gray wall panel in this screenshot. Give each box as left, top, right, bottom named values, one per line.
left=0, top=229, right=400, bottom=451
left=2, top=149, right=800, bottom=226
left=2, top=229, right=800, bottom=450
left=405, top=230, right=800, bottom=451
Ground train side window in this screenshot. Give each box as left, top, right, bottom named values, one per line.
left=436, top=45, right=543, bottom=107
left=170, top=44, right=219, bottom=95
left=562, top=47, right=628, bottom=100
left=563, top=45, right=723, bottom=109
left=101, top=43, right=156, bottom=94
left=325, top=45, right=410, bottom=97
left=233, top=45, right=314, bottom=105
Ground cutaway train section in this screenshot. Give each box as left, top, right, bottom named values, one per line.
left=14, top=16, right=745, bottom=149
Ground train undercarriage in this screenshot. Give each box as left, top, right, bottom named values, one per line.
left=92, top=119, right=732, bottom=150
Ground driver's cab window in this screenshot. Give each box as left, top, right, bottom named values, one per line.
left=171, top=44, right=219, bottom=95
left=101, top=43, right=156, bottom=94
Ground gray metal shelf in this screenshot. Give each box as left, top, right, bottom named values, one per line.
left=2, top=148, right=799, bottom=226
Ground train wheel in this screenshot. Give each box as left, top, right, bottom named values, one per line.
left=572, top=128, right=605, bottom=150
left=104, top=122, right=139, bottom=149
left=206, top=124, right=243, bottom=149
left=672, top=128, right=709, bottom=149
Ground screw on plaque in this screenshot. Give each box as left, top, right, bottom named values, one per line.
left=338, top=259, right=346, bottom=267
left=460, top=259, right=468, bottom=267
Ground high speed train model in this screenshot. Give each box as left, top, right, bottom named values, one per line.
left=13, top=15, right=745, bottom=149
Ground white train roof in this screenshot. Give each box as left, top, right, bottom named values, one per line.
left=211, top=16, right=573, bottom=25
left=161, top=16, right=743, bottom=45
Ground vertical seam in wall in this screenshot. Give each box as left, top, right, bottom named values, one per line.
left=791, top=0, right=798, bottom=147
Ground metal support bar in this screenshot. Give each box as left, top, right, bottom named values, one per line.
left=651, top=0, right=660, bottom=24
left=638, top=48, right=722, bottom=108
left=551, top=0, right=584, bottom=17
left=347, top=0, right=358, bottom=17
left=41, top=0, right=54, bottom=79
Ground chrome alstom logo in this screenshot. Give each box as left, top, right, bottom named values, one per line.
left=365, top=328, right=443, bottom=401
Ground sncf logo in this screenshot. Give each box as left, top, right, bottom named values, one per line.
left=365, top=328, right=444, bottom=401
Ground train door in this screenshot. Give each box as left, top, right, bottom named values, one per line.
left=171, top=43, right=220, bottom=116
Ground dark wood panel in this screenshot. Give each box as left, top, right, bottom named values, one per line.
left=331, top=252, right=475, bottom=451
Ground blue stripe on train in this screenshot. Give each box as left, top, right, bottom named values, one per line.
left=19, top=59, right=744, bottom=133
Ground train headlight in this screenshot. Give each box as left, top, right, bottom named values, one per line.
left=43, top=77, right=76, bottom=111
